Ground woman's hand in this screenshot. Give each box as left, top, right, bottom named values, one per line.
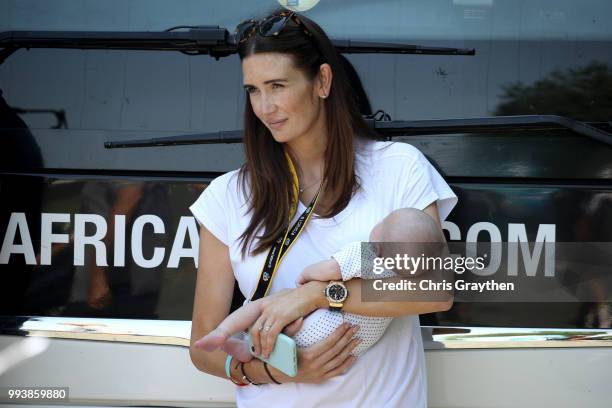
left=272, top=322, right=361, bottom=384
left=250, top=281, right=326, bottom=358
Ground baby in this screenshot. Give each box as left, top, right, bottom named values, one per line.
left=195, top=208, right=447, bottom=362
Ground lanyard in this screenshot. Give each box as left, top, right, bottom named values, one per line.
left=248, top=152, right=321, bottom=301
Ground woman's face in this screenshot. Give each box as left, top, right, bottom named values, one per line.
left=242, top=52, right=325, bottom=144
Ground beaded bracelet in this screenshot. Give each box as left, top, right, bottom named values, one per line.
left=263, top=362, right=282, bottom=385
left=240, top=362, right=261, bottom=386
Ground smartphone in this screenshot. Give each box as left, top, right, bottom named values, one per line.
left=245, top=332, right=298, bottom=377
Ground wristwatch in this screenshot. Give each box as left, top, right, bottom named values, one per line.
left=324, top=281, right=348, bottom=311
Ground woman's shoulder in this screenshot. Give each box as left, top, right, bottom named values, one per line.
left=207, top=168, right=243, bottom=196
left=197, top=168, right=251, bottom=213
left=370, top=140, right=422, bottom=158
left=357, top=140, right=425, bottom=170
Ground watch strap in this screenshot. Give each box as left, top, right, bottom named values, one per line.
left=328, top=302, right=344, bottom=311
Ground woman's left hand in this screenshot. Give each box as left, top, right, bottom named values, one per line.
left=250, top=281, right=325, bottom=358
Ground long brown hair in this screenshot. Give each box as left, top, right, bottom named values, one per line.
left=236, top=8, right=379, bottom=258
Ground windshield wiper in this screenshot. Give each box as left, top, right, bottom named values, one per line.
left=105, top=129, right=243, bottom=148
left=331, top=40, right=474, bottom=56
left=0, top=28, right=234, bottom=63
left=104, top=115, right=612, bottom=149
left=0, top=28, right=475, bottom=64
left=368, top=115, right=612, bottom=147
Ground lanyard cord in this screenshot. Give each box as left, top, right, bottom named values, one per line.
left=249, top=152, right=322, bottom=301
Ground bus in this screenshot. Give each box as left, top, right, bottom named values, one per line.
left=1, top=0, right=611, bottom=406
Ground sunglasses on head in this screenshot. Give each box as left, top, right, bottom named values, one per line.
left=234, top=10, right=313, bottom=45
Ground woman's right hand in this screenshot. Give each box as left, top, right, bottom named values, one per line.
left=277, top=322, right=361, bottom=384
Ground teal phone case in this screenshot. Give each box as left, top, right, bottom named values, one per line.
left=246, top=332, right=298, bottom=377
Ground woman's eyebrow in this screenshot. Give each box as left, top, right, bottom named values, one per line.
left=243, top=78, right=288, bottom=88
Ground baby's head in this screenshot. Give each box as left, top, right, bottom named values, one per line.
left=369, top=208, right=447, bottom=275
left=386, top=208, right=442, bottom=240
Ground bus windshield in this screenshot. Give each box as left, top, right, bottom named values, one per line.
left=1, top=0, right=610, bottom=131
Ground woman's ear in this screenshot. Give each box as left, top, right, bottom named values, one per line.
left=317, top=63, right=333, bottom=99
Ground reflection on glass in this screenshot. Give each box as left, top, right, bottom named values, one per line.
left=65, top=181, right=171, bottom=319
left=496, top=62, right=612, bottom=122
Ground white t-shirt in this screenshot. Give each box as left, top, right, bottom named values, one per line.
left=189, top=140, right=458, bottom=408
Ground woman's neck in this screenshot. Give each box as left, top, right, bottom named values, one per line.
left=284, top=130, right=327, bottom=181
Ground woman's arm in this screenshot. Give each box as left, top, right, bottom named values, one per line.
left=304, top=277, right=453, bottom=317
left=190, top=226, right=360, bottom=385
left=189, top=225, right=239, bottom=378
left=304, top=202, right=454, bottom=317
left=190, top=226, right=276, bottom=384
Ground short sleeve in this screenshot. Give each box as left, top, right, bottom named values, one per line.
left=189, top=176, right=231, bottom=246
left=397, top=148, right=458, bottom=222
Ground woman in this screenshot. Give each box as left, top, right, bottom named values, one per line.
left=189, top=8, right=458, bottom=407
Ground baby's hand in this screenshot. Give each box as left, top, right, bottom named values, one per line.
left=296, top=259, right=341, bottom=286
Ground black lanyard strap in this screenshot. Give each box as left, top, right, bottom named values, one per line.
left=249, top=187, right=321, bottom=301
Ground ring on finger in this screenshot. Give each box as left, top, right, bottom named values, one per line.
left=264, top=324, right=272, bottom=332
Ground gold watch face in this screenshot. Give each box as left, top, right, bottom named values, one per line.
left=326, top=282, right=348, bottom=303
